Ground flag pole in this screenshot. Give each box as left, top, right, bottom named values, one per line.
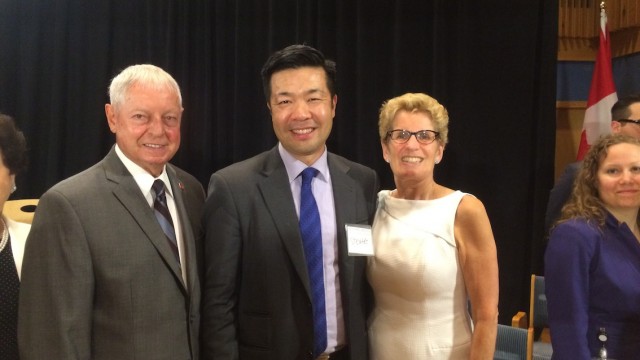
left=575, top=0, right=617, bottom=160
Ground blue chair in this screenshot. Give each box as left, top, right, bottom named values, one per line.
left=494, top=323, right=532, bottom=360
left=529, top=275, right=552, bottom=360
left=513, top=275, right=553, bottom=360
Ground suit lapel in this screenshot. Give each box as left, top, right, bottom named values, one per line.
left=257, top=149, right=361, bottom=298
left=328, top=154, right=357, bottom=292
left=103, top=149, right=185, bottom=290
left=257, top=148, right=312, bottom=295
left=166, top=166, right=196, bottom=293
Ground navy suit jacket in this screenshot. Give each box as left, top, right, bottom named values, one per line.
left=544, top=161, right=581, bottom=236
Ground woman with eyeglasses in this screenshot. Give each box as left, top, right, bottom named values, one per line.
left=367, top=93, right=498, bottom=359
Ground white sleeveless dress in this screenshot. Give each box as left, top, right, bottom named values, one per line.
left=367, top=190, right=473, bottom=359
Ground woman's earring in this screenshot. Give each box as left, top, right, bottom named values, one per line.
left=10, top=184, right=16, bottom=194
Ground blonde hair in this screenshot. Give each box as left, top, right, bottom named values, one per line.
left=378, top=93, right=449, bottom=145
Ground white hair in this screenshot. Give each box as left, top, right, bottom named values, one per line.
left=108, top=64, right=182, bottom=109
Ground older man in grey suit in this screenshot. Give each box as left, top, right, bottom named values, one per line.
left=18, top=64, right=204, bottom=360
left=201, top=45, right=379, bottom=360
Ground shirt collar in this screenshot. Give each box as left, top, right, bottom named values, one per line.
left=114, top=144, right=173, bottom=198
left=278, top=142, right=329, bottom=184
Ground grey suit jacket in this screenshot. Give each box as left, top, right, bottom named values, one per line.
left=18, top=148, right=205, bottom=360
left=201, top=146, right=379, bottom=360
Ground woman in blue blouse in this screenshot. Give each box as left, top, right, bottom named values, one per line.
left=546, top=133, right=640, bottom=359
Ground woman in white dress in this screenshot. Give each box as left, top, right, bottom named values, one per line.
left=0, top=113, right=30, bottom=360
left=367, top=93, right=499, bottom=359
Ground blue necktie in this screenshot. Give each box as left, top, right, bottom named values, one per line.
left=152, top=180, right=179, bottom=263
left=299, top=167, right=327, bottom=357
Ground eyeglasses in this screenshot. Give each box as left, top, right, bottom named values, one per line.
left=386, top=129, right=440, bottom=144
left=616, top=119, right=640, bottom=126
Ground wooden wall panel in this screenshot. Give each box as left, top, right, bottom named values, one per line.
left=558, top=0, right=640, bottom=60
left=555, top=102, right=587, bottom=180
left=555, top=1, right=640, bottom=179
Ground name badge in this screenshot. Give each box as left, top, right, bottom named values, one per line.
left=345, top=224, right=374, bottom=256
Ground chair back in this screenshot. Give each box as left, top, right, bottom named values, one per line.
left=530, top=275, right=548, bottom=330
left=3, top=199, right=38, bottom=224
left=529, top=274, right=553, bottom=360
left=494, top=324, right=533, bottom=360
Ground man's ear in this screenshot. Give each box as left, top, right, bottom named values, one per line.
left=611, top=120, right=622, bottom=133
left=105, top=104, right=117, bottom=133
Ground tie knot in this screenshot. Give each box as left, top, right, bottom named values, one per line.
left=152, top=180, right=166, bottom=198
left=300, top=167, right=319, bottom=186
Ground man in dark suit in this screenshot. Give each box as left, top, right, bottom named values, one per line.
left=545, top=93, right=640, bottom=235
left=18, top=64, right=204, bottom=359
left=201, top=45, right=379, bottom=360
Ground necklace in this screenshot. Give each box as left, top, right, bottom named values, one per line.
left=0, top=217, right=8, bottom=252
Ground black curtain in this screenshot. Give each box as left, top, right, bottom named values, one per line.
left=0, top=0, right=557, bottom=325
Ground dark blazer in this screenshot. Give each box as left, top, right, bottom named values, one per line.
left=544, top=161, right=581, bottom=236
left=201, top=146, right=379, bottom=360
left=18, top=148, right=205, bottom=360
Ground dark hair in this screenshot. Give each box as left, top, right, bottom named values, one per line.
left=611, top=93, right=640, bottom=120
left=0, top=114, right=28, bottom=175
left=260, top=44, right=337, bottom=102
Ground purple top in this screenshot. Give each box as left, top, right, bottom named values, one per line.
left=545, top=212, right=640, bottom=359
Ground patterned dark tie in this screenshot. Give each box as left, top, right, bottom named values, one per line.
left=299, top=167, right=327, bottom=357
left=0, top=237, right=19, bottom=359
left=152, top=180, right=179, bottom=263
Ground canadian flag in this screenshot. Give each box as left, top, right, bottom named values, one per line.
left=576, top=6, right=617, bottom=160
